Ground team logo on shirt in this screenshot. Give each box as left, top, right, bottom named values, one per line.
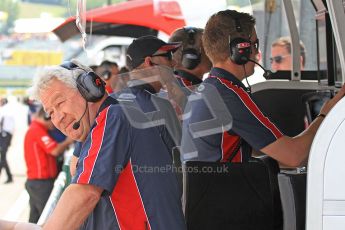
left=118, top=93, right=136, bottom=100
left=197, top=85, right=205, bottom=92
left=41, top=136, right=52, bottom=146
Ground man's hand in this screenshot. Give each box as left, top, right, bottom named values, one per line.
left=320, top=84, right=345, bottom=116
left=0, top=220, right=41, bottom=230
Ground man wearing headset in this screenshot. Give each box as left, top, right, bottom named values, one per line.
left=126, top=35, right=187, bottom=110
left=119, top=36, right=184, bottom=185
left=24, top=106, right=73, bottom=223
left=72, top=37, right=183, bottom=176
left=181, top=10, right=345, bottom=167
left=168, top=27, right=212, bottom=91
left=29, top=60, right=186, bottom=230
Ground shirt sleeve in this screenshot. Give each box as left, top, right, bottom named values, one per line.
left=72, top=142, right=82, bottom=157
left=72, top=105, right=131, bottom=195
left=218, top=81, right=283, bottom=150
left=35, top=128, right=58, bottom=154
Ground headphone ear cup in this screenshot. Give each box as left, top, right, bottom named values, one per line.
left=76, top=72, right=105, bottom=102
left=229, top=37, right=251, bottom=65
left=181, top=48, right=201, bottom=70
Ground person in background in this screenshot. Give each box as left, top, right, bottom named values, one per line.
left=270, top=36, right=306, bottom=71
left=0, top=97, right=14, bottom=184
left=168, top=27, right=212, bottom=91
left=126, top=35, right=187, bottom=115
left=24, top=99, right=68, bottom=173
left=96, top=60, right=119, bottom=94
left=88, top=65, right=98, bottom=73
left=23, top=97, right=39, bottom=125
left=24, top=106, right=73, bottom=223
left=113, top=66, right=130, bottom=92
left=119, top=66, right=129, bottom=74
left=181, top=9, right=345, bottom=168
left=47, top=127, right=67, bottom=173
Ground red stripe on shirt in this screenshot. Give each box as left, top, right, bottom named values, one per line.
left=176, top=76, right=195, bottom=93
left=214, top=76, right=283, bottom=139
left=110, top=160, right=151, bottom=230
left=221, top=131, right=242, bottom=162
left=77, top=107, right=109, bottom=184
left=178, top=76, right=192, bottom=87
left=106, top=85, right=113, bottom=94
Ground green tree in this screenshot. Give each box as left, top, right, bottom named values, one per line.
left=0, top=0, right=19, bottom=34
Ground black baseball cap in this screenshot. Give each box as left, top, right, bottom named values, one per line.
left=126, top=35, right=181, bottom=70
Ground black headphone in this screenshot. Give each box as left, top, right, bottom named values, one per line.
left=60, top=61, right=105, bottom=102
left=181, top=27, right=201, bottom=70
left=229, top=17, right=252, bottom=65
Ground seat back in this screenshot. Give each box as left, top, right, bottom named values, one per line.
left=184, top=158, right=282, bottom=230
left=278, top=170, right=307, bottom=230
left=251, top=80, right=321, bottom=136
left=301, top=91, right=333, bottom=124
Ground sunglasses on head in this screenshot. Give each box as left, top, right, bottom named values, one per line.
left=151, top=51, right=173, bottom=61
left=270, top=55, right=290, bottom=64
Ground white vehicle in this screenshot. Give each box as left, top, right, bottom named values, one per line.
left=64, top=35, right=133, bottom=67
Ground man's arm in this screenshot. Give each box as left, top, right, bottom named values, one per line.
left=262, top=84, right=345, bottom=167
left=261, top=116, right=323, bottom=167
left=0, top=220, right=41, bottom=230
left=49, top=137, right=74, bottom=157
left=69, top=155, right=78, bottom=177
left=42, top=184, right=102, bottom=230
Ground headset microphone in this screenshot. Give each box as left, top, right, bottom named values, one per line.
left=73, top=101, right=88, bottom=130
left=247, top=58, right=272, bottom=78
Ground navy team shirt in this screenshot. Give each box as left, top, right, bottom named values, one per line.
left=181, top=67, right=283, bottom=162
left=175, top=69, right=202, bottom=90
left=115, top=82, right=181, bottom=154
left=73, top=97, right=186, bottom=230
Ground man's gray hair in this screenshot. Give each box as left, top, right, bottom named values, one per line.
left=31, top=60, right=92, bottom=102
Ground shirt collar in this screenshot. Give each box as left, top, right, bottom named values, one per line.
left=96, top=96, right=118, bottom=116
left=127, top=79, right=157, bottom=94
left=209, top=67, right=248, bottom=90
left=174, top=69, right=202, bottom=85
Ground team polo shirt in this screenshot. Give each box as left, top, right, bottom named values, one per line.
left=73, top=96, right=186, bottom=230
left=175, top=69, right=202, bottom=90
left=24, top=120, right=58, bottom=179
left=181, top=67, right=283, bottom=162
left=115, top=82, right=181, bottom=153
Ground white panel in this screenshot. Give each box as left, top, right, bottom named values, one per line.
left=323, top=201, right=345, bottom=215
left=307, top=98, right=345, bottom=230
left=323, top=216, right=345, bottom=230
left=324, top=120, right=345, bottom=200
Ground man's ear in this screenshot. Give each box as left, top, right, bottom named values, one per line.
left=300, top=56, right=304, bottom=70
left=144, top=56, right=153, bottom=67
